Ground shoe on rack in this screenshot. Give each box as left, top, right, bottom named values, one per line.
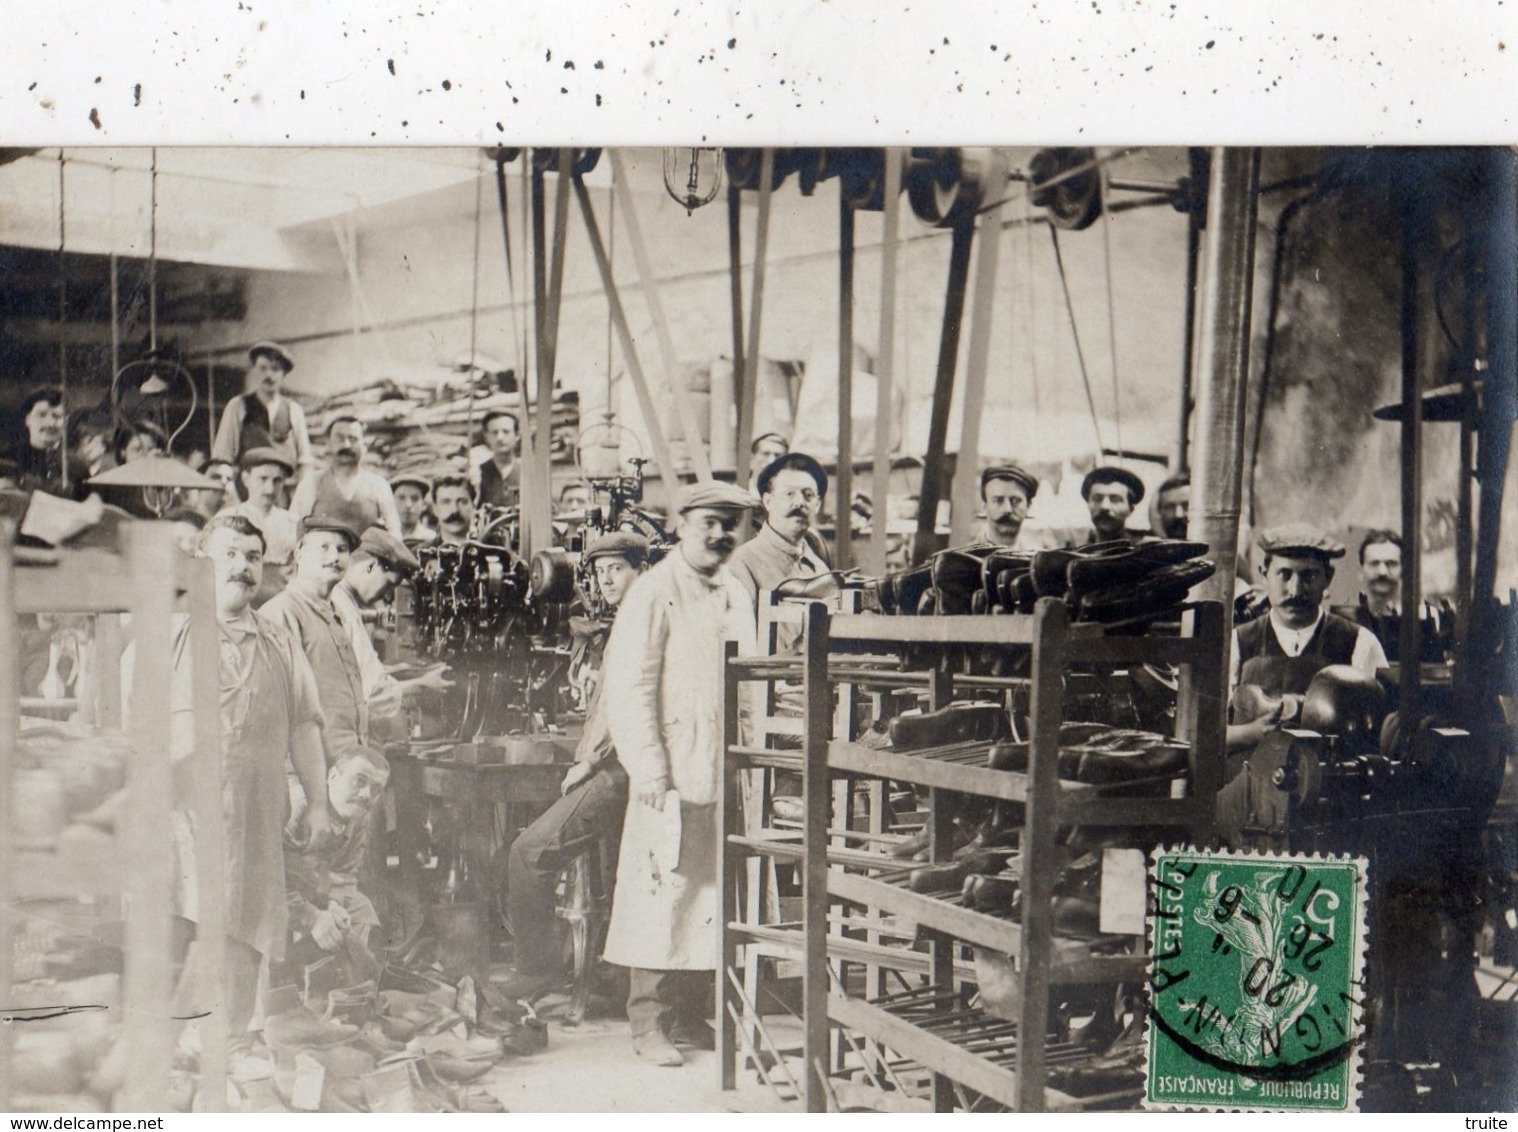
left=667, top=1019, right=716, bottom=1051
left=632, top=1030, right=685, bottom=1067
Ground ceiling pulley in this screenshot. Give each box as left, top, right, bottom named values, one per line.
left=1029, top=147, right=1105, bottom=230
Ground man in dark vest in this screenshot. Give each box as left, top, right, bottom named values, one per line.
left=212, top=341, right=314, bottom=479
left=1226, top=523, right=1387, bottom=751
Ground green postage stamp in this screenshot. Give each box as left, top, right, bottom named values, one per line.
left=1145, top=848, right=1369, bottom=1111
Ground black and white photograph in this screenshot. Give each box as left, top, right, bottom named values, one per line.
left=2, top=3, right=1517, bottom=1119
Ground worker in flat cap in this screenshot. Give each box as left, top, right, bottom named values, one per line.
left=600, top=479, right=759, bottom=1066
left=1226, top=522, right=1387, bottom=752
left=261, top=505, right=373, bottom=755
left=728, top=451, right=836, bottom=618
left=1081, top=465, right=1148, bottom=546
left=212, top=341, right=314, bottom=481
left=390, top=472, right=438, bottom=545
left=332, top=526, right=452, bottom=731
left=217, top=446, right=300, bottom=605
left=498, top=529, right=651, bottom=1001
left=746, top=431, right=791, bottom=494
left=977, top=464, right=1061, bottom=551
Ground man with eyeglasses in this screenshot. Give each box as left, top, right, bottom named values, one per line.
left=727, top=451, right=835, bottom=613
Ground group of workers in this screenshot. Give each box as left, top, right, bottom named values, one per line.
left=3, top=336, right=1431, bottom=1082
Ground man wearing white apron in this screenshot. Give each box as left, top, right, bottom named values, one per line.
left=600, top=481, right=760, bottom=1067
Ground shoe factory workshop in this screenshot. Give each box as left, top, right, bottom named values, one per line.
left=0, top=146, right=1515, bottom=1115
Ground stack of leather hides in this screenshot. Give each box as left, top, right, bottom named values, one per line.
left=872, top=538, right=1215, bottom=625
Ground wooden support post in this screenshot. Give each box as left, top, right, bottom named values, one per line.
left=915, top=221, right=975, bottom=564
left=1466, top=148, right=1518, bottom=715
left=1189, top=147, right=1261, bottom=662
left=718, top=640, right=743, bottom=1091
left=1396, top=182, right=1427, bottom=734
left=801, top=602, right=832, bottom=1113
left=728, top=185, right=747, bottom=466
left=950, top=150, right=1010, bottom=546
left=186, top=554, right=228, bottom=1107
left=0, top=523, right=17, bottom=1110
left=526, top=160, right=549, bottom=552
left=1017, top=599, right=1068, bottom=1112
left=924, top=665, right=955, bottom=1112
left=837, top=194, right=856, bottom=571
left=870, top=148, right=904, bottom=575
left=572, top=177, right=680, bottom=494
left=609, top=150, right=714, bottom=483
left=737, top=149, right=776, bottom=487
left=119, top=524, right=176, bottom=1112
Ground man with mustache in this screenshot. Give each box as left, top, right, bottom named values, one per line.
left=727, top=451, right=835, bottom=614
left=9, top=386, right=68, bottom=496
left=1226, top=523, right=1387, bottom=751
left=1152, top=472, right=1191, bottom=540
left=262, top=508, right=372, bottom=753
left=169, top=513, right=329, bottom=1078
left=1081, top=465, right=1147, bottom=546
left=600, top=482, right=759, bottom=1066
left=211, top=341, right=314, bottom=479
left=974, top=464, right=1059, bottom=550
left=282, top=744, right=391, bottom=976
left=290, top=416, right=403, bottom=537
left=431, top=474, right=476, bottom=546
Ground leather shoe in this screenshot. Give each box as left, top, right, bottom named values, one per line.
left=667, top=1019, right=716, bottom=1050
left=633, top=1030, right=685, bottom=1067
left=263, top=1004, right=360, bottom=1051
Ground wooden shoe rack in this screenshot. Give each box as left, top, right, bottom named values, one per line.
left=0, top=522, right=225, bottom=1112
left=718, top=596, right=1226, bottom=1112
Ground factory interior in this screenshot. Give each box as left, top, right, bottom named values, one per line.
left=1, top=144, right=1516, bottom=1113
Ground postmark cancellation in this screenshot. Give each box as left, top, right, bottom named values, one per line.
left=1145, top=847, right=1370, bottom=1112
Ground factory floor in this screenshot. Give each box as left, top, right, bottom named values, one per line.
left=472, top=985, right=800, bottom=1113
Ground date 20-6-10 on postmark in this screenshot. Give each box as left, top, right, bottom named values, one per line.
left=1145, top=848, right=1369, bottom=1112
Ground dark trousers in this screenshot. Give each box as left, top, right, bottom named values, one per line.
left=505, top=759, right=628, bottom=976
left=627, top=968, right=713, bottom=1038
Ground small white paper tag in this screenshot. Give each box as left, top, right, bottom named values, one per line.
left=1099, top=848, right=1147, bottom=935
left=292, top=1052, right=325, bottom=1111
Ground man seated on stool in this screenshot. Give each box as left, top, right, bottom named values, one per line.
left=1226, top=523, right=1388, bottom=754
left=283, top=744, right=392, bottom=982
left=497, top=531, right=650, bottom=1000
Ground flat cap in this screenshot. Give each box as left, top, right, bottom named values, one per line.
left=359, top=525, right=420, bottom=574
left=298, top=505, right=365, bottom=549
left=756, top=452, right=828, bottom=498
left=980, top=463, right=1039, bottom=501
left=239, top=446, right=295, bottom=476
left=1257, top=523, right=1346, bottom=561
left=675, top=481, right=762, bottom=515
left=584, top=530, right=651, bottom=565
left=749, top=430, right=790, bottom=455
left=247, top=341, right=295, bottom=373
left=1081, top=465, right=1145, bottom=504
left=389, top=472, right=433, bottom=495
